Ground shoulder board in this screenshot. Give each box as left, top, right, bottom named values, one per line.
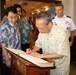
left=66, top=16, right=71, bottom=18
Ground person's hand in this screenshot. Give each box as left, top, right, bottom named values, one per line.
left=30, top=52, right=42, bottom=58
left=6, top=59, right=11, bottom=68
left=26, top=48, right=32, bottom=54
left=70, top=41, right=73, bottom=47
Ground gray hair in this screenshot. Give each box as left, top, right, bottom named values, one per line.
left=36, top=12, right=52, bottom=25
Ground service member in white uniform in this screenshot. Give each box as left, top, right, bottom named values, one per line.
left=52, top=3, right=76, bottom=46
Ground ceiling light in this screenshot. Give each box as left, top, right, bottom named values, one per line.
left=45, top=8, right=49, bottom=11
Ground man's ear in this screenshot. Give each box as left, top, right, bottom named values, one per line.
left=6, top=16, right=8, bottom=19
left=48, top=22, right=53, bottom=27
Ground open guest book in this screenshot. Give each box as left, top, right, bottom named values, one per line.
left=6, top=47, right=54, bottom=68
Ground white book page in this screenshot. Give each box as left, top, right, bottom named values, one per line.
left=6, top=47, right=54, bottom=67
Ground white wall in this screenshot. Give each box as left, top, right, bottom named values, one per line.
left=73, top=0, right=76, bottom=25
left=61, top=0, right=70, bottom=16
left=63, top=0, right=75, bottom=19
left=58, top=0, right=74, bottom=19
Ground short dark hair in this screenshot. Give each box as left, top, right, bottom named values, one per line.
left=36, top=12, right=52, bottom=25
left=13, top=4, right=22, bottom=12
left=55, top=3, right=64, bottom=8
left=22, top=9, right=26, bottom=14
left=5, top=6, right=17, bottom=16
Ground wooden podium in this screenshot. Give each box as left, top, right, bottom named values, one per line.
left=11, top=53, right=55, bottom=75
left=6, top=48, right=55, bottom=75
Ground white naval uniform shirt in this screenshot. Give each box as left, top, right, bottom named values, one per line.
left=52, top=15, right=76, bottom=38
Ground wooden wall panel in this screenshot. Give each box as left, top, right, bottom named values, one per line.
left=0, top=0, right=5, bottom=21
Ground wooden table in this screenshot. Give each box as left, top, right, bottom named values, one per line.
left=11, top=53, right=55, bottom=75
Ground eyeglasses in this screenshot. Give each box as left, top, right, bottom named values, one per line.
left=17, top=11, right=21, bottom=12
left=36, top=25, right=47, bottom=31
